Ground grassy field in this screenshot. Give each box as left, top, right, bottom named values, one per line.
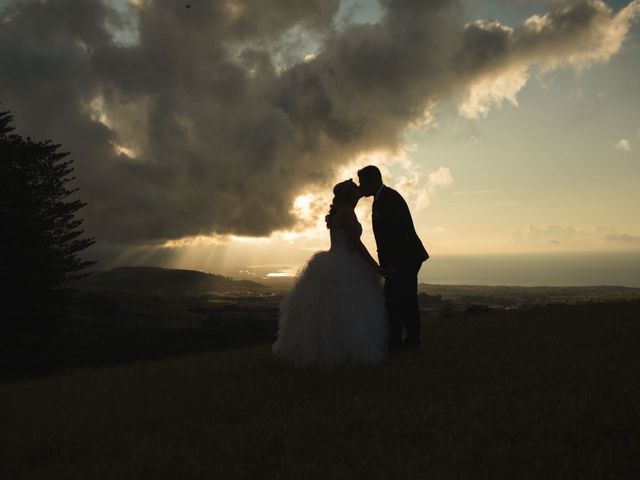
left=2, top=300, right=639, bottom=479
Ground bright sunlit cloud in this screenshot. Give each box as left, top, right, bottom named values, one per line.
left=458, top=1, right=640, bottom=118
left=459, top=66, right=529, bottom=119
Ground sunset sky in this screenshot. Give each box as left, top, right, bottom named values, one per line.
left=1, top=0, right=639, bottom=278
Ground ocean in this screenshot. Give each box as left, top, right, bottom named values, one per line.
left=420, top=251, right=640, bottom=287
left=237, top=251, right=640, bottom=288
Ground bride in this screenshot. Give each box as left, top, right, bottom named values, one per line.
left=272, top=179, right=388, bottom=366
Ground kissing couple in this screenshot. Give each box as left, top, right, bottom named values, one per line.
left=273, top=165, right=429, bottom=366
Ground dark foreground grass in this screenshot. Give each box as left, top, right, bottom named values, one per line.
left=2, top=300, right=639, bottom=479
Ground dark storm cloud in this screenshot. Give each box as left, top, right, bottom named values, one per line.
left=0, top=0, right=637, bottom=247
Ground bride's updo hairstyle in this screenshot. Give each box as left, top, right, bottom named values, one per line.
left=325, top=179, right=358, bottom=228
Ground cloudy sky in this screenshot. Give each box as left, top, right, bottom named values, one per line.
left=1, top=0, right=639, bottom=275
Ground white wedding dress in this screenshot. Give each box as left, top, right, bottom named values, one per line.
left=272, top=221, right=388, bottom=366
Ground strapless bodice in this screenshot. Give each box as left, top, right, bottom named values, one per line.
left=329, top=223, right=362, bottom=251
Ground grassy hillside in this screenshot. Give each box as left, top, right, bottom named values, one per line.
left=2, top=300, right=639, bottom=479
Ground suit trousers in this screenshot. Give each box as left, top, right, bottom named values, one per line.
left=384, top=262, right=422, bottom=351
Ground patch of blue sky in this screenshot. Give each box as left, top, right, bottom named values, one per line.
left=336, top=0, right=383, bottom=28
left=107, top=0, right=139, bottom=46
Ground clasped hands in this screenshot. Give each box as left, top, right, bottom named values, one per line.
left=376, top=264, right=398, bottom=279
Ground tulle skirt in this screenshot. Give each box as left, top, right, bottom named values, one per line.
left=272, top=247, right=388, bottom=367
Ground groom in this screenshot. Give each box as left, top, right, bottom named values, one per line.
left=357, top=165, right=429, bottom=353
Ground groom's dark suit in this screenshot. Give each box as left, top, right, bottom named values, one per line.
left=372, top=186, right=429, bottom=351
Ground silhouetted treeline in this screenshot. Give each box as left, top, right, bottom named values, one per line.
left=0, top=109, right=95, bottom=328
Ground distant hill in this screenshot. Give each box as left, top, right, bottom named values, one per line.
left=74, top=266, right=268, bottom=296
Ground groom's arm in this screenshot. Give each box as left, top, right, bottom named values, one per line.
left=382, top=192, right=414, bottom=263
left=391, top=196, right=429, bottom=264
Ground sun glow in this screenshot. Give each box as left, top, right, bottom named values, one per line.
left=161, top=235, right=228, bottom=248
left=292, top=193, right=316, bottom=222
left=146, top=147, right=456, bottom=275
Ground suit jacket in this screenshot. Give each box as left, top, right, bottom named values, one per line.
left=372, top=186, right=429, bottom=268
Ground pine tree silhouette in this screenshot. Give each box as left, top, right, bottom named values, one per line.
left=1, top=109, right=96, bottom=327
